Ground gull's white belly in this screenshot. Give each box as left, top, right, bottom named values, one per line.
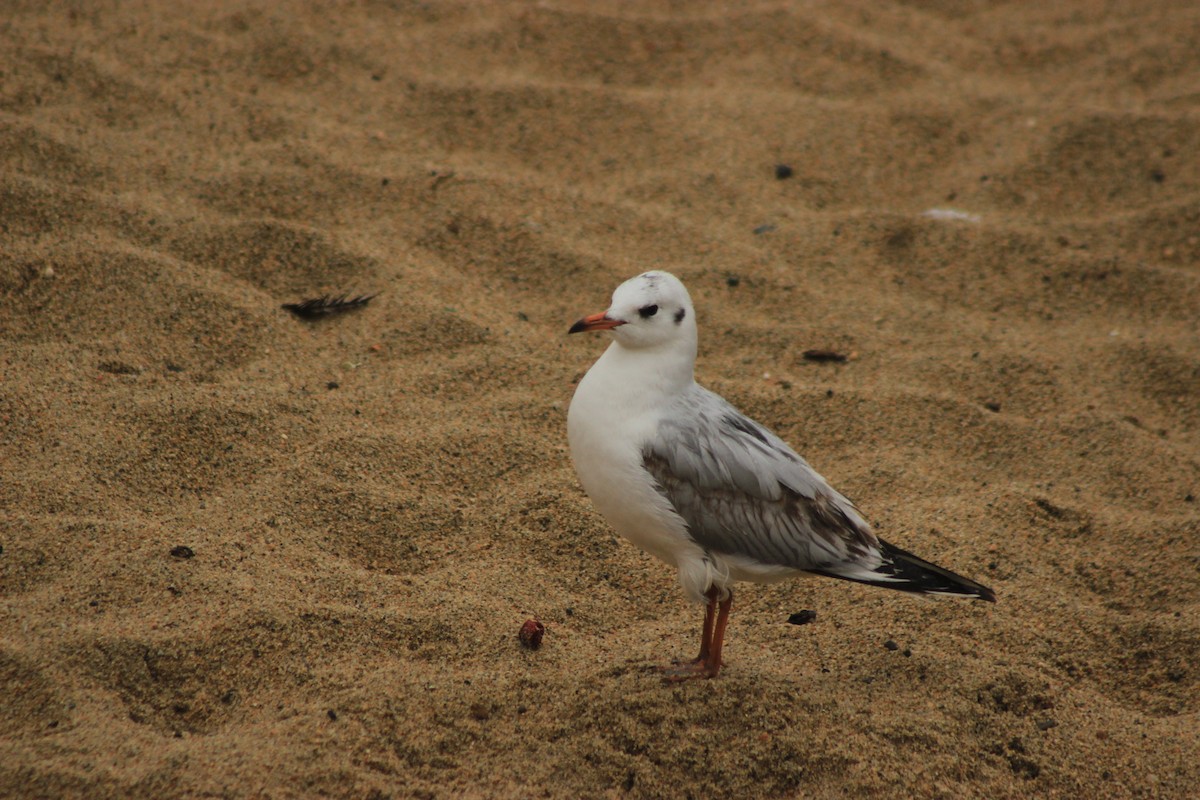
left=567, top=399, right=696, bottom=568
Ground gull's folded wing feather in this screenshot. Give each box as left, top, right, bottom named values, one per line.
left=642, top=387, right=880, bottom=571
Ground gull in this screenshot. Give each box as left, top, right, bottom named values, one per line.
left=567, top=271, right=995, bottom=680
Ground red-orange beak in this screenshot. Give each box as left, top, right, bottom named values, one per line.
left=568, top=312, right=626, bottom=334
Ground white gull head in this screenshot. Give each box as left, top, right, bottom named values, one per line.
left=568, top=270, right=697, bottom=355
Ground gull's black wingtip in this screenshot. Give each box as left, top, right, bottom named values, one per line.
left=815, top=538, right=997, bottom=602
left=878, top=539, right=997, bottom=602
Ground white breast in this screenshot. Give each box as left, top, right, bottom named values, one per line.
left=567, top=345, right=701, bottom=570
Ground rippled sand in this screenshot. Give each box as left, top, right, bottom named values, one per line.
left=2, top=2, right=1197, bottom=797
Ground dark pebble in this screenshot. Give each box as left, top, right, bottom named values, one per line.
left=1150, top=169, right=1165, bottom=183
left=984, top=401, right=1002, bottom=412
left=98, top=361, right=140, bottom=376
left=726, top=275, right=741, bottom=287
left=170, top=545, right=195, bottom=559
left=326, top=381, right=339, bottom=390
left=787, top=610, right=817, bottom=626
left=752, top=223, right=776, bottom=235
left=1036, top=718, right=1057, bottom=731
left=775, top=164, right=794, bottom=179
left=327, top=709, right=338, bottom=721
left=802, top=349, right=848, bottom=363
left=884, top=639, right=900, bottom=651
left=1009, top=756, right=1040, bottom=779
left=1034, top=498, right=1065, bottom=519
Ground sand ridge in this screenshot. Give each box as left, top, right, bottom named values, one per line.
left=2, top=2, right=1198, bottom=798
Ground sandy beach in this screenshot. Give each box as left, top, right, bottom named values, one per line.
left=2, top=1, right=1198, bottom=797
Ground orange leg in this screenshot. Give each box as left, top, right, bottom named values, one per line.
left=661, top=587, right=732, bottom=681
left=705, top=590, right=733, bottom=677
left=696, top=587, right=717, bottom=662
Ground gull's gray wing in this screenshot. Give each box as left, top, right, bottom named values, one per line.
left=642, top=386, right=879, bottom=570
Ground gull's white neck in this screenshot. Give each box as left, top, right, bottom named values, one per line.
left=592, top=336, right=696, bottom=411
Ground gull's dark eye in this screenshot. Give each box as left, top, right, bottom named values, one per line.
left=638, top=304, right=659, bottom=319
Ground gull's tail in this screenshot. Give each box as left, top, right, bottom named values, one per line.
left=815, top=538, right=997, bottom=602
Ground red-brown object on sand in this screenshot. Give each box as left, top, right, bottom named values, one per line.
left=518, top=618, right=545, bottom=649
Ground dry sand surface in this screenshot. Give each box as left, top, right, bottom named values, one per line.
left=2, top=1, right=1199, bottom=798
